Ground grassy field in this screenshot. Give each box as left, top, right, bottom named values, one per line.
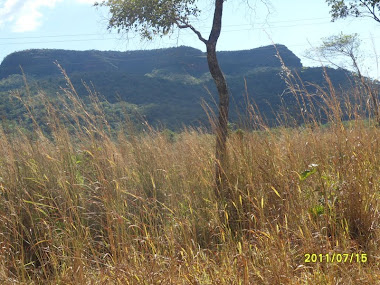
left=0, top=69, right=380, bottom=284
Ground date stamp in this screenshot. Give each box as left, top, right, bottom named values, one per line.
left=304, top=253, right=367, bottom=263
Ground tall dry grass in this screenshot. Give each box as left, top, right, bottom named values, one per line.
left=0, top=65, right=379, bottom=284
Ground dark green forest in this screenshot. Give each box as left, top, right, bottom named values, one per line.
left=0, top=45, right=354, bottom=130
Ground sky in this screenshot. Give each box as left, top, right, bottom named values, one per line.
left=1, top=0, right=380, bottom=78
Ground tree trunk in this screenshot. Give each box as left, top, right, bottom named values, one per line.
left=205, top=0, right=240, bottom=232
left=206, top=0, right=229, bottom=198
left=179, top=0, right=235, bottom=228
left=206, top=43, right=229, bottom=198
left=354, top=61, right=380, bottom=126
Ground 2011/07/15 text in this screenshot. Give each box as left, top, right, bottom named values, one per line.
left=304, top=253, right=367, bottom=263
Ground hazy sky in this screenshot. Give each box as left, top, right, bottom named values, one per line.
left=1, top=0, right=380, bottom=78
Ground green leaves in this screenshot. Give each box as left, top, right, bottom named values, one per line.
left=310, top=204, right=325, bottom=216
left=299, top=168, right=316, bottom=181
left=299, top=163, right=318, bottom=181
left=307, top=32, right=362, bottom=77
left=320, top=33, right=360, bottom=58
left=326, top=0, right=380, bottom=23
left=95, top=0, right=201, bottom=40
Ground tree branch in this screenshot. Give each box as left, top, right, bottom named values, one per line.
left=175, top=20, right=208, bottom=44
left=359, top=0, right=380, bottom=22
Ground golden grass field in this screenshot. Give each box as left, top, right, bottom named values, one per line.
left=0, top=69, right=380, bottom=284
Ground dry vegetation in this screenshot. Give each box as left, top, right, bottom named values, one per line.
left=0, top=67, right=380, bottom=284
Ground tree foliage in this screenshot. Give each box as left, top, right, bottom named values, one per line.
left=326, top=0, right=380, bottom=22
left=95, top=0, right=201, bottom=39
left=319, top=33, right=360, bottom=57
left=325, top=2, right=380, bottom=125
left=311, top=32, right=380, bottom=124
left=317, top=33, right=362, bottom=74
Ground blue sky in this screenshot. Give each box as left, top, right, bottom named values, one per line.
left=1, top=0, right=380, bottom=78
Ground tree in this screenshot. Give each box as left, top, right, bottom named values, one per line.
left=324, top=1, right=380, bottom=124
left=316, top=33, right=362, bottom=76
left=326, top=0, right=380, bottom=23
left=94, top=0, right=238, bottom=225
left=309, top=33, right=380, bottom=125
left=309, top=33, right=380, bottom=124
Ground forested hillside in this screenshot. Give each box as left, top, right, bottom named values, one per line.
left=0, top=45, right=352, bottom=130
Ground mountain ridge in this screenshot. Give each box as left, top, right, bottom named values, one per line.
left=0, top=44, right=302, bottom=79
left=0, top=45, right=352, bottom=130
